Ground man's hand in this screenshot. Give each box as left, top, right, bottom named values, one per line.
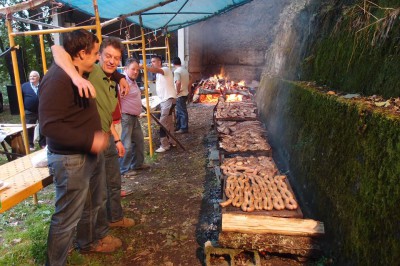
left=119, top=78, right=130, bottom=97
left=90, top=131, right=109, bottom=154
left=115, top=141, right=125, bottom=157
left=72, top=76, right=97, bottom=98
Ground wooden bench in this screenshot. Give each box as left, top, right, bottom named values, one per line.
left=0, top=150, right=52, bottom=213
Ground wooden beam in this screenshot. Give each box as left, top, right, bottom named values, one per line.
left=219, top=231, right=322, bottom=258
left=222, top=213, right=324, bottom=237
left=0, top=0, right=49, bottom=16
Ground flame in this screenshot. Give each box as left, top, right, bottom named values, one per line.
left=218, top=66, right=226, bottom=79
left=199, top=94, right=219, bottom=103
left=238, top=80, right=246, bottom=86
left=226, top=94, right=243, bottom=102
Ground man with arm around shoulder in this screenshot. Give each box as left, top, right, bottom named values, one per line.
left=39, top=30, right=109, bottom=266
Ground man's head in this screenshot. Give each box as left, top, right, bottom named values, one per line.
left=125, top=58, right=140, bottom=81
left=63, top=30, right=100, bottom=74
left=150, top=55, right=162, bottom=68
left=172, top=57, right=181, bottom=66
left=29, top=71, right=40, bottom=85
left=99, top=37, right=124, bottom=75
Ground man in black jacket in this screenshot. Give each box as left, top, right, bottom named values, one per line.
left=39, top=29, right=110, bottom=266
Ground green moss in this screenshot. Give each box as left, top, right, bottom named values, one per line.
left=260, top=79, right=400, bottom=265
left=303, top=0, right=400, bottom=98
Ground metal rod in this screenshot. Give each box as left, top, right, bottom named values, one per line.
left=142, top=105, right=186, bottom=151
left=121, top=40, right=143, bottom=45
left=140, top=15, right=154, bottom=157
left=93, top=0, right=102, bottom=42
left=39, top=34, right=47, bottom=73
left=166, top=36, right=171, bottom=69
left=129, top=47, right=167, bottom=52
left=163, top=0, right=189, bottom=28
left=6, top=18, right=38, bottom=205
left=101, top=0, right=177, bottom=28
left=0, top=0, right=48, bottom=16
left=10, top=25, right=97, bottom=37
left=11, top=16, right=63, bottom=29
left=141, top=12, right=213, bottom=15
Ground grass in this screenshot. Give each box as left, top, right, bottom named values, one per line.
left=0, top=197, right=53, bottom=265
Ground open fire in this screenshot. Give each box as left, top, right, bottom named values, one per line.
left=192, top=73, right=253, bottom=103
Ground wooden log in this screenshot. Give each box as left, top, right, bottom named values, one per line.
left=218, top=231, right=322, bottom=258
left=222, top=213, right=324, bottom=236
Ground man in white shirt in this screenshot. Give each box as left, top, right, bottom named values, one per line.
left=172, top=57, right=190, bottom=134
left=144, top=55, right=177, bottom=153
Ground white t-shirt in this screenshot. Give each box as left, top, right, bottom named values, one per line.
left=156, top=67, right=176, bottom=102
left=174, top=66, right=190, bottom=97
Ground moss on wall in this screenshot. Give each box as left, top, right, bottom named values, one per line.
left=303, top=0, right=400, bottom=98
left=259, top=79, right=400, bottom=265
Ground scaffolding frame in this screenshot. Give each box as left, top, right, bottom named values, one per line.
left=4, top=0, right=161, bottom=204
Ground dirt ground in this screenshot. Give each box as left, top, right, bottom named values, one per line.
left=100, top=103, right=218, bottom=265
left=84, top=102, right=312, bottom=266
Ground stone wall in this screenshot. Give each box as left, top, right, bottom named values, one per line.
left=186, top=0, right=293, bottom=83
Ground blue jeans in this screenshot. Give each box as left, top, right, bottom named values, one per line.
left=119, top=114, right=145, bottom=174
left=176, top=96, right=188, bottom=132
left=98, top=135, right=123, bottom=225
left=46, top=152, right=103, bottom=265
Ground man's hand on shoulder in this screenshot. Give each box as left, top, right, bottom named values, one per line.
left=119, top=78, right=130, bottom=97
left=72, top=76, right=97, bottom=98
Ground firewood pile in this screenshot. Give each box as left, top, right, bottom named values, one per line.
left=195, top=78, right=222, bottom=95
left=192, top=76, right=255, bottom=104
left=220, top=156, right=298, bottom=212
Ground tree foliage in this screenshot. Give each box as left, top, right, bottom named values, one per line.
left=0, top=0, right=54, bottom=90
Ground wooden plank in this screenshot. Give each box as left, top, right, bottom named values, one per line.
left=218, top=231, right=322, bottom=258
left=222, top=213, right=324, bottom=236
left=0, top=150, right=51, bottom=213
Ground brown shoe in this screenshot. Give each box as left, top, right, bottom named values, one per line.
left=134, top=163, right=151, bottom=170
left=109, top=217, right=135, bottom=228
left=100, top=235, right=122, bottom=248
left=81, top=241, right=115, bottom=253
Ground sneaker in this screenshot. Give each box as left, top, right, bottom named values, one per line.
left=109, top=217, right=135, bottom=228
left=155, top=146, right=169, bottom=153
left=134, top=163, right=150, bottom=170
left=30, top=147, right=35, bottom=152
left=81, top=241, right=115, bottom=253
left=120, top=189, right=134, bottom=197
left=175, top=129, right=188, bottom=134
left=100, top=235, right=122, bottom=248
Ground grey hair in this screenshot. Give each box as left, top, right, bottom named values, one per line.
left=30, top=71, right=40, bottom=78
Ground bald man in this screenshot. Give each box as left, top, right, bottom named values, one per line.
left=22, top=70, right=46, bottom=150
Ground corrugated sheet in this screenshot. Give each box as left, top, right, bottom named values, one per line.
left=58, top=0, right=253, bottom=32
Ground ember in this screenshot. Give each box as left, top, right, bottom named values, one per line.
left=192, top=74, right=254, bottom=103
left=225, top=94, right=243, bottom=102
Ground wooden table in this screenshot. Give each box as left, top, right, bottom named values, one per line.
left=0, top=149, right=51, bottom=213
left=0, top=123, right=36, bottom=161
